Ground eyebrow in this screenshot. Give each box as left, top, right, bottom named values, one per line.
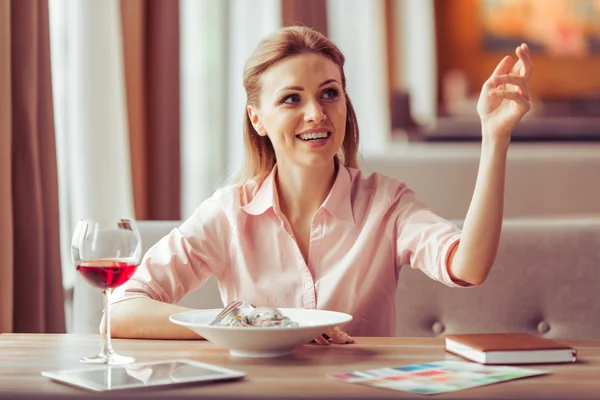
left=277, top=79, right=340, bottom=94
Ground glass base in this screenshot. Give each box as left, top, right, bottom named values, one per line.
left=80, top=352, right=135, bottom=365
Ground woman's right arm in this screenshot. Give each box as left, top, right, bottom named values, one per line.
left=107, top=298, right=201, bottom=339
left=106, top=197, right=230, bottom=339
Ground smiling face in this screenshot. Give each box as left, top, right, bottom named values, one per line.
left=247, top=53, right=347, bottom=170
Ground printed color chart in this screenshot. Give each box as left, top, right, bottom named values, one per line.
left=327, top=360, right=548, bottom=395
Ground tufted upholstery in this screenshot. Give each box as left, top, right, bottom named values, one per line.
left=72, top=218, right=600, bottom=339
left=396, top=218, right=600, bottom=339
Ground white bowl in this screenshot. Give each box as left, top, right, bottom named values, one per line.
left=169, top=308, right=353, bottom=358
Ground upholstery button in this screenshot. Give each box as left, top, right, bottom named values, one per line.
left=432, top=321, right=445, bottom=335
left=304, top=282, right=313, bottom=290
left=537, top=321, right=551, bottom=334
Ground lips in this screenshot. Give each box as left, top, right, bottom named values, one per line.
left=295, top=130, right=332, bottom=149
left=296, top=131, right=331, bottom=141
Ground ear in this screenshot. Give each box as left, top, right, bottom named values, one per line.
left=247, top=105, right=267, bottom=136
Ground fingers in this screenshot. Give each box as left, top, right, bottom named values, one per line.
left=490, top=74, right=530, bottom=100
left=490, top=89, right=531, bottom=111
left=313, top=335, right=330, bottom=345
left=491, top=55, right=514, bottom=77
left=312, top=327, right=354, bottom=345
left=326, top=326, right=354, bottom=344
left=491, top=74, right=527, bottom=88
left=515, top=43, right=532, bottom=78
left=490, top=43, right=532, bottom=82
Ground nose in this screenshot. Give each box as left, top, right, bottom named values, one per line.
left=304, top=99, right=326, bottom=123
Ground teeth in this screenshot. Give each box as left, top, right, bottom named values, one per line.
left=298, top=131, right=329, bottom=140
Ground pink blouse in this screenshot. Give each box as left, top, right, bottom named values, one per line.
left=112, top=164, right=468, bottom=336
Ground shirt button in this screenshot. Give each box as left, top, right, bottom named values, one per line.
left=304, top=282, right=313, bottom=289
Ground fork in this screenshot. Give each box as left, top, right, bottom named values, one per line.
left=209, top=300, right=243, bottom=326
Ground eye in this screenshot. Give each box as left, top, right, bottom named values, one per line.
left=322, top=88, right=339, bottom=100
left=280, top=94, right=300, bottom=104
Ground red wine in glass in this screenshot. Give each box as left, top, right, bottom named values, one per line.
left=76, top=260, right=138, bottom=289
left=72, top=218, right=142, bottom=365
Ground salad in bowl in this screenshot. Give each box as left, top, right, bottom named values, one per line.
left=169, top=302, right=352, bottom=358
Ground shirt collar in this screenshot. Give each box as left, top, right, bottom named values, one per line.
left=241, top=166, right=277, bottom=216
left=322, top=163, right=355, bottom=226
left=242, top=161, right=355, bottom=227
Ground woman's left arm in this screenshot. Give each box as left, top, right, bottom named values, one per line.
left=448, top=43, right=533, bottom=285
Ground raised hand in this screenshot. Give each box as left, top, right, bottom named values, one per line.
left=313, top=326, right=354, bottom=345
left=477, top=43, right=533, bottom=140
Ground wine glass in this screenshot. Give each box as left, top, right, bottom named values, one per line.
left=71, top=218, right=142, bottom=365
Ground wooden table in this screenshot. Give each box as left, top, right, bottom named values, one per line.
left=1, top=334, right=599, bottom=399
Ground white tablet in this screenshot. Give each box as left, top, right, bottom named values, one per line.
left=41, top=359, right=246, bottom=392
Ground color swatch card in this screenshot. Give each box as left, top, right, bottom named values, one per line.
left=327, top=360, right=549, bottom=395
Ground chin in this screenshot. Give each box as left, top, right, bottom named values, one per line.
left=298, top=154, right=338, bottom=169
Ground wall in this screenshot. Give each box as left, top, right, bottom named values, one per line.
left=434, top=0, right=600, bottom=101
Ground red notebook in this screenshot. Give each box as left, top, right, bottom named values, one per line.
left=444, top=333, right=577, bottom=365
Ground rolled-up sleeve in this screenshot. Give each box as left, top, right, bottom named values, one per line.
left=393, top=187, right=471, bottom=288
left=111, top=197, right=230, bottom=305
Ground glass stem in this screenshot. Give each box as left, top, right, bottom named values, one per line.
left=102, top=288, right=115, bottom=358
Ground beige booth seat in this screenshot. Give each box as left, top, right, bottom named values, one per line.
left=363, top=141, right=600, bottom=219
left=72, top=218, right=600, bottom=339
left=397, top=217, right=600, bottom=339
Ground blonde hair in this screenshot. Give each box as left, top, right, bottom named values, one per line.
left=228, top=26, right=360, bottom=186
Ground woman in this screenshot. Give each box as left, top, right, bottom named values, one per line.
left=109, top=26, right=532, bottom=344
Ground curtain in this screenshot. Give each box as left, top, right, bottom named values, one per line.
left=180, top=0, right=229, bottom=217
left=49, top=0, right=136, bottom=333
left=121, top=0, right=181, bottom=221
left=180, top=0, right=281, bottom=218
left=281, top=0, right=328, bottom=35
left=396, top=0, right=437, bottom=126
left=0, top=0, right=65, bottom=333
left=326, top=0, right=391, bottom=156
left=225, top=0, right=282, bottom=181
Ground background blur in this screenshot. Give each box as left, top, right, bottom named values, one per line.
left=2, top=0, right=600, bottom=333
